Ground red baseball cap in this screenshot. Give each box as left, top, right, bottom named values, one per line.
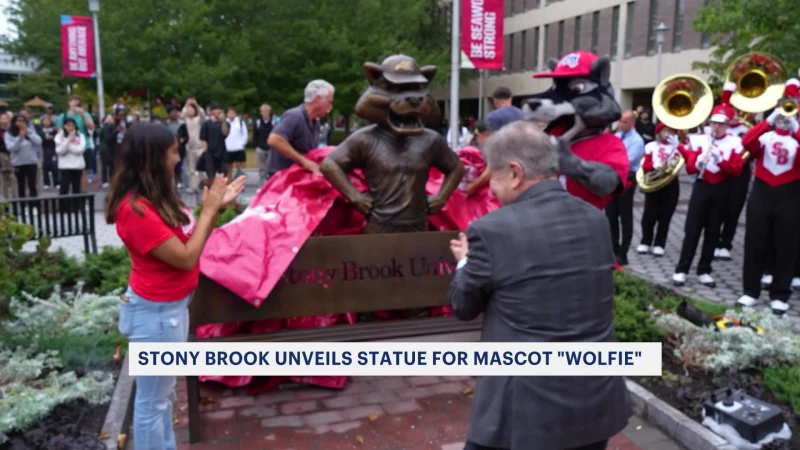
left=533, top=51, right=598, bottom=79
left=710, top=105, right=734, bottom=124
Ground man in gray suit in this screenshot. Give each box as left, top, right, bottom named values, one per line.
left=448, top=121, right=631, bottom=450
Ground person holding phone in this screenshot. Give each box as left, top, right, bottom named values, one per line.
left=55, top=118, right=86, bottom=195
left=4, top=114, right=42, bottom=197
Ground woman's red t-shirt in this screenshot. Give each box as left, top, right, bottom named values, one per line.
left=116, top=194, right=200, bottom=301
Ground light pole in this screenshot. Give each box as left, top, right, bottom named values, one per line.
left=449, top=0, right=460, bottom=150
left=653, top=22, right=669, bottom=123
left=88, top=0, right=105, bottom=120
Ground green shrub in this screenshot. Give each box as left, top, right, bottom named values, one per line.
left=762, top=365, right=800, bottom=414
left=82, top=246, right=131, bottom=294
left=7, top=244, right=82, bottom=301
left=0, top=285, right=127, bottom=371
left=193, top=202, right=245, bottom=227
left=0, top=202, right=35, bottom=314
left=656, top=308, right=800, bottom=373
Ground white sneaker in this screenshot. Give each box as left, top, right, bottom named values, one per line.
left=637, top=245, right=649, bottom=254
left=102, top=182, right=109, bottom=188
left=761, top=274, right=773, bottom=287
left=652, top=246, right=665, bottom=257
left=672, top=273, right=687, bottom=286
left=737, top=295, right=758, bottom=307
left=698, top=274, right=716, bottom=288
left=770, top=300, right=790, bottom=315
left=717, top=248, right=731, bottom=260
left=792, top=278, right=800, bottom=290
left=43, top=185, right=49, bottom=190
left=714, top=248, right=720, bottom=258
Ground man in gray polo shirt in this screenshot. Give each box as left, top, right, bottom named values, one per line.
left=267, top=79, right=334, bottom=176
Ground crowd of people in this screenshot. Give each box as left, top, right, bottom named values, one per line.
left=0, top=94, right=288, bottom=201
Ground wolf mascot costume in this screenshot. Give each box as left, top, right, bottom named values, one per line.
left=524, top=51, right=631, bottom=209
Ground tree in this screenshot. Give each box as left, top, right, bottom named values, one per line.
left=692, top=0, right=800, bottom=91
left=0, top=0, right=451, bottom=117
left=5, top=72, right=68, bottom=111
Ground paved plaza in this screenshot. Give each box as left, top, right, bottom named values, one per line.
left=167, top=376, right=680, bottom=450
left=624, top=172, right=800, bottom=332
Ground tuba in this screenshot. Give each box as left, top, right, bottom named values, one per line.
left=725, top=52, right=788, bottom=161
left=636, top=74, right=714, bottom=193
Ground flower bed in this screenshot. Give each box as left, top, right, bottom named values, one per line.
left=614, top=271, right=799, bottom=450
left=1, top=204, right=128, bottom=449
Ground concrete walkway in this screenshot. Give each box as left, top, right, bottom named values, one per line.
left=169, top=377, right=684, bottom=450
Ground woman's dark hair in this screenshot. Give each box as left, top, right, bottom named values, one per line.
left=186, top=103, right=198, bottom=117
left=104, top=123, right=187, bottom=227
left=61, top=117, right=77, bottom=131
left=9, top=114, right=27, bottom=137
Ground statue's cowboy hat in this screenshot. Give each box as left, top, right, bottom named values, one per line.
left=379, top=54, right=431, bottom=84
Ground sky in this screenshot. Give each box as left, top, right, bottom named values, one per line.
left=0, top=0, right=13, bottom=40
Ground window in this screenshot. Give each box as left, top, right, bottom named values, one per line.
left=509, top=33, right=515, bottom=70
left=574, top=16, right=581, bottom=51
left=624, top=2, right=635, bottom=58
left=521, top=30, right=527, bottom=70
left=557, top=20, right=564, bottom=57
left=673, top=0, right=685, bottom=51
left=509, top=0, right=516, bottom=16
left=591, top=11, right=599, bottom=54
left=544, top=24, right=550, bottom=59
left=533, top=26, right=540, bottom=70
left=646, top=0, right=659, bottom=55
left=610, top=6, right=620, bottom=60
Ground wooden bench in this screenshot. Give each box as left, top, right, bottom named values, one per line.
left=7, top=193, right=98, bottom=254
left=186, top=230, right=484, bottom=443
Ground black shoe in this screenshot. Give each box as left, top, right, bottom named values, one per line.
left=617, top=253, right=629, bottom=266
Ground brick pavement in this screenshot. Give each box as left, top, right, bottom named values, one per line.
left=164, top=376, right=680, bottom=450
left=623, top=172, right=800, bottom=332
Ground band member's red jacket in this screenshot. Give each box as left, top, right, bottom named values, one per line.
left=675, top=133, right=745, bottom=182
left=741, top=121, right=800, bottom=187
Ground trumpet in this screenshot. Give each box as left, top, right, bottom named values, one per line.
left=636, top=74, right=712, bottom=193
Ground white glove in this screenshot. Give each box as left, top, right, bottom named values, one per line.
left=788, top=116, right=800, bottom=133
left=666, top=135, right=680, bottom=148
left=767, top=108, right=782, bottom=126
left=723, top=81, right=737, bottom=93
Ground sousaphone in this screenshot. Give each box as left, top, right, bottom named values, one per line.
left=636, top=74, right=714, bottom=193
left=725, top=52, right=788, bottom=161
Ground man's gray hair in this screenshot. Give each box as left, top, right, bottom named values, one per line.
left=482, top=121, right=559, bottom=180
left=304, top=80, right=335, bottom=103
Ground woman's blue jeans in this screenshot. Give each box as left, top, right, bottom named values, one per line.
left=118, top=287, right=191, bottom=450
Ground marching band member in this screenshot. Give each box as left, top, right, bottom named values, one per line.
left=636, top=122, right=680, bottom=257
left=736, top=78, right=800, bottom=315
left=672, top=104, right=744, bottom=288
left=716, top=82, right=753, bottom=261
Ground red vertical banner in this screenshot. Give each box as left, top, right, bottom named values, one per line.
left=60, top=15, right=95, bottom=78
left=461, top=0, right=504, bottom=70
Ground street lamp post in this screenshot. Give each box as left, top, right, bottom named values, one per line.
left=449, top=0, right=460, bottom=149
left=653, top=22, right=669, bottom=123
left=88, top=0, right=105, bottom=120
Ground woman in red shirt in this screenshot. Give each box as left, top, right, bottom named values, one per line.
left=105, top=123, right=245, bottom=450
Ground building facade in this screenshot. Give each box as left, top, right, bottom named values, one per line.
left=432, top=0, right=716, bottom=121
left=0, top=51, right=38, bottom=103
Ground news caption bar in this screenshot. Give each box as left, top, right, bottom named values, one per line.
left=129, top=342, right=662, bottom=376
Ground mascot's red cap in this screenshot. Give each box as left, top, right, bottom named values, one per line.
left=532, top=51, right=597, bottom=79
left=784, top=78, right=800, bottom=98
